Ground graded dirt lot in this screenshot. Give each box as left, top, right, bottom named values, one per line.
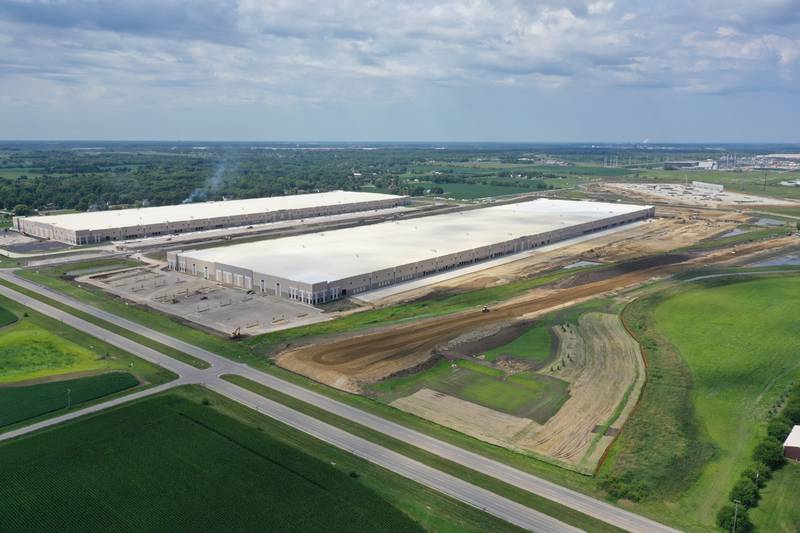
left=604, top=182, right=797, bottom=208
left=391, top=388, right=539, bottom=450
left=83, top=265, right=328, bottom=336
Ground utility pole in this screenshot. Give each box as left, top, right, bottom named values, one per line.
left=731, top=499, right=740, bottom=533
left=66, top=388, right=71, bottom=409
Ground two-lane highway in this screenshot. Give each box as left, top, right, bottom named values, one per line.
left=0, top=270, right=680, bottom=533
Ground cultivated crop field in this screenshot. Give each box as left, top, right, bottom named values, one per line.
left=0, top=372, right=139, bottom=427
left=0, top=388, right=516, bottom=533
left=603, top=274, right=800, bottom=531
left=0, top=304, right=16, bottom=327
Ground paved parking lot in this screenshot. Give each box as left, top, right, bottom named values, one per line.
left=82, top=266, right=329, bottom=336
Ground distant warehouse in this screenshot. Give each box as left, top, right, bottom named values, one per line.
left=12, top=191, right=408, bottom=245
left=169, top=199, right=654, bottom=304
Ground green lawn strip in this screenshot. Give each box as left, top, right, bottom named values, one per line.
left=221, top=374, right=623, bottom=533
left=59, top=258, right=140, bottom=277
left=0, top=277, right=210, bottom=369
left=749, top=462, right=800, bottom=531
left=16, top=262, right=597, bottom=361
left=0, top=385, right=520, bottom=533
left=0, top=372, right=139, bottom=427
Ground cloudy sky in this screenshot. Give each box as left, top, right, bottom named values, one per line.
left=1, top=0, right=798, bottom=141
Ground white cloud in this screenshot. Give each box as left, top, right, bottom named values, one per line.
left=0, top=0, right=798, bottom=111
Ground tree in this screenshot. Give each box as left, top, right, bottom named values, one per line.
left=783, top=395, right=800, bottom=423
left=741, top=462, right=771, bottom=488
left=717, top=503, right=753, bottom=532
left=12, top=204, right=30, bottom=216
left=752, top=437, right=785, bottom=470
left=767, top=416, right=793, bottom=441
left=729, top=478, right=759, bottom=508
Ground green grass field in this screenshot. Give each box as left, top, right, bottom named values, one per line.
left=654, top=276, right=800, bottom=525
left=372, top=359, right=569, bottom=423
left=0, top=387, right=519, bottom=533
left=0, top=371, right=139, bottom=427
left=0, top=293, right=174, bottom=388
left=604, top=274, right=800, bottom=531
left=483, top=321, right=555, bottom=364
left=0, top=320, right=127, bottom=383
left=749, top=462, right=800, bottom=532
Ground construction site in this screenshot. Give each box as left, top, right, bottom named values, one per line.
left=6, top=182, right=800, bottom=475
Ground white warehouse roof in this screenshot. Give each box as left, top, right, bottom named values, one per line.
left=182, top=199, right=651, bottom=284
left=20, top=191, right=403, bottom=232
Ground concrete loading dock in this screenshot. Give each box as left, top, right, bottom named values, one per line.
left=12, top=191, right=408, bottom=245
left=169, top=199, right=654, bottom=304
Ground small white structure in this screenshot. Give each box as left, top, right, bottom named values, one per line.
left=784, top=425, right=800, bottom=462
left=692, top=181, right=724, bottom=193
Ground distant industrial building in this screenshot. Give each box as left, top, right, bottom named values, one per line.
left=169, top=199, right=654, bottom=304
left=664, top=160, right=718, bottom=171
left=785, top=426, right=800, bottom=462
left=13, top=191, right=408, bottom=245
left=692, top=181, right=724, bottom=193
left=754, top=153, right=800, bottom=171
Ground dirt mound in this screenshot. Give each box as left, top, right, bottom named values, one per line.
left=554, top=253, right=693, bottom=289
left=441, top=320, right=535, bottom=358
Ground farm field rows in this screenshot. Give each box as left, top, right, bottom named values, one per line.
left=0, top=372, right=139, bottom=427
left=0, top=387, right=520, bottom=533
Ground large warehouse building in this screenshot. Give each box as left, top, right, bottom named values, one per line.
left=12, top=191, right=408, bottom=245
left=168, top=199, right=654, bottom=304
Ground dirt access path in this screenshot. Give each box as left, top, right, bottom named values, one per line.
left=527, top=313, right=645, bottom=471
left=276, top=237, right=795, bottom=392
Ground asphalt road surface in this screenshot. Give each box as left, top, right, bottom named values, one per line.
left=0, top=270, right=680, bottom=533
